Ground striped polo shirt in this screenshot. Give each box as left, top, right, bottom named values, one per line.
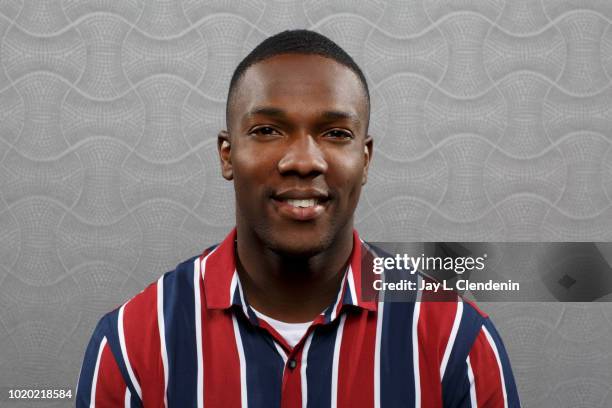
left=76, top=229, right=520, bottom=407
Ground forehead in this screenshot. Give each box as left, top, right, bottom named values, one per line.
left=229, top=54, right=368, bottom=125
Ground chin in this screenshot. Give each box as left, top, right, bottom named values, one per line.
left=271, top=238, right=330, bottom=259
left=264, top=228, right=334, bottom=259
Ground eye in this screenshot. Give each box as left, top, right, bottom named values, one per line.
left=249, top=126, right=281, bottom=138
left=325, top=129, right=353, bottom=140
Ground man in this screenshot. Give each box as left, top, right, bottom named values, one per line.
left=77, top=30, right=520, bottom=407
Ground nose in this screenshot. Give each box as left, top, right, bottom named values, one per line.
left=277, top=133, right=328, bottom=177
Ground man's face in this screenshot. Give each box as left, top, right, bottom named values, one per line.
left=220, top=53, right=372, bottom=256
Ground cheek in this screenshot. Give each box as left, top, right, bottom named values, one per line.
left=328, top=153, right=365, bottom=198
left=233, top=143, right=274, bottom=175
left=232, top=143, right=282, bottom=210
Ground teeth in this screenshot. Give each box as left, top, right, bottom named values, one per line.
left=286, top=198, right=317, bottom=208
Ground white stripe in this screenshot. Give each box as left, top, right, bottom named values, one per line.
left=200, top=246, right=218, bottom=281
left=301, top=332, right=314, bottom=408
left=330, top=314, right=346, bottom=408
left=415, top=274, right=423, bottom=304
left=118, top=305, right=142, bottom=400
left=230, top=271, right=238, bottom=303
left=374, top=249, right=387, bottom=408
left=90, top=336, right=107, bottom=408
left=232, top=314, right=249, bottom=408
left=483, top=326, right=508, bottom=408
left=196, top=247, right=219, bottom=408
left=347, top=266, right=358, bottom=305
left=157, top=275, right=169, bottom=407
left=412, top=300, right=421, bottom=408
left=273, top=341, right=288, bottom=365
left=330, top=272, right=347, bottom=321
left=233, top=271, right=250, bottom=317
left=466, top=355, right=478, bottom=408
left=124, top=387, right=131, bottom=408
left=440, top=299, right=463, bottom=379
left=373, top=301, right=384, bottom=408
left=195, top=254, right=207, bottom=408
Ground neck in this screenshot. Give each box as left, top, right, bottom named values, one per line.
left=235, top=226, right=354, bottom=323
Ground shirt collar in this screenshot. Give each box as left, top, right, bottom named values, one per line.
left=200, top=228, right=377, bottom=314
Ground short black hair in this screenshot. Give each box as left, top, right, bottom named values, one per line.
left=226, top=29, right=370, bottom=126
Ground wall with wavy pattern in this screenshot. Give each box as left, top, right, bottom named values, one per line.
left=1, top=1, right=612, bottom=406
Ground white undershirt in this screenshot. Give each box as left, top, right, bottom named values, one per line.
left=251, top=307, right=312, bottom=348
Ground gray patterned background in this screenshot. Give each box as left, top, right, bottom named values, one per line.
left=0, top=0, right=611, bottom=407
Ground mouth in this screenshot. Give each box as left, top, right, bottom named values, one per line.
left=284, top=198, right=320, bottom=208
left=271, top=191, right=330, bottom=221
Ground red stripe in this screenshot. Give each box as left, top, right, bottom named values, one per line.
left=469, top=329, right=504, bottom=407
left=337, top=311, right=377, bottom=408
left=417, top=300, right=458, bottom=407
left=95, top=343, right=127, bottom=407
left=203, top=229, right=237, bottom=308
left=123, top=282, right=165, bottom=406
left=334, top=273, right=350, bottom=318
left=281, top=349, right=303, bottom=408
left=201, top=275, right=243, bottom=407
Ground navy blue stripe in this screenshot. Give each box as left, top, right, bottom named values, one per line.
left=483, top=318, right=521, bottom=407
left=130, top=391, right=141, bottom=406
left=163, top=257, right=199, bottom=408
left=104, top=309, right=143, bottom=407
left=342, top=279, right=353, bottom=305
left=441, top=304, right=484, bottom=407
left=246, top=305, right=259, bottom=325
left=76, top=316, right=108, bottom=407
left=232, top=282, right=259, bottom=324
left=232, top=282, right=242, bottom=307
left=379, top=301, right=416, bottom=407
left=237, top=313, right=285, bottom=408
left=455, top=360, right=474, bottom=408
left=305, top=323, right=339, bottom=407
left=438, top=360, right=476, bottom=408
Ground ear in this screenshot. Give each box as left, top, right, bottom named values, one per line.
left=217, top=130, right=233, bottom=180
left=362, top=135, right=373, bottom=185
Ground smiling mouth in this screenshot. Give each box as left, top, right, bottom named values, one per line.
left=285, top=198, right=319, bottom=208
left=271, top=195, right=330, bottom=221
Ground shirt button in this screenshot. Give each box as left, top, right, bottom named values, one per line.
left=288, top=359, right=297, bottom=369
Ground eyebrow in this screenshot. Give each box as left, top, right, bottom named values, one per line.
left=245, top=106, right=361, bottom=126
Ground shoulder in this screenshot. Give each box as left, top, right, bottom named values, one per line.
left=107, top=244, right=219, bottom=342
left=418, top=274, right=490, bottom=344
left=414, top=288, right=488, bottom=350
left=378, top=271, right=491, bottom=364
left=86, top=254, right=205, bottom=393
left=365, top=241, right=489, bottom=341
left=94, top=254, right=203, bottom=356
left=117, top=254, right=202, bottom=331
